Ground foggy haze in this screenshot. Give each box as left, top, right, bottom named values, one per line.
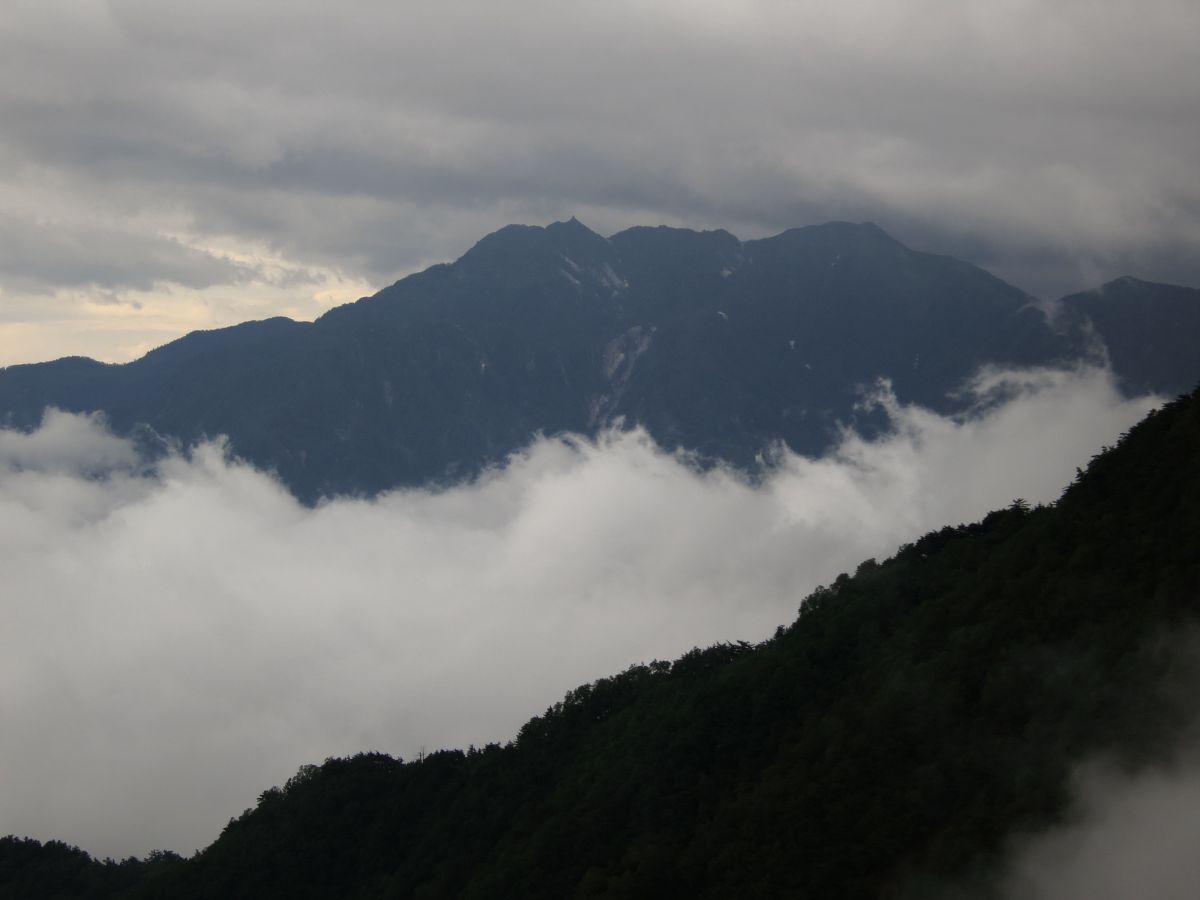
left=0, top=365, right=1158, bottom=857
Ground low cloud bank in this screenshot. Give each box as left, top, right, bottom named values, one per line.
left=0, top=366, right=1159, bottom=857
left=996, top=760, right=1200, bottom=900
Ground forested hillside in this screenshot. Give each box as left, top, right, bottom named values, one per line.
left=4, top=386, right=1197, bottom=898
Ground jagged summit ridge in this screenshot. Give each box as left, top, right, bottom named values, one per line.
left=0, top=219, right=1196, bottom=501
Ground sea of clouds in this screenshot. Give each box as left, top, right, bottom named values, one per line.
left=0, top=365, right=1163, bottom=858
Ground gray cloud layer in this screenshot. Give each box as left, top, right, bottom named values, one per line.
left=997, top=760, right=1200, bottom=900
left=0, top=366, right=1157, bottom=858
left=0, top=213, right=249, bottom=297
left=1, top=0, right=1198, bottom=319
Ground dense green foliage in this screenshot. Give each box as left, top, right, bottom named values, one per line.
left=6, top=386, right=1199, bottom=899
left=0, top=839, right=179, bottom=900
left=6, top=219, right=1192, bottom=502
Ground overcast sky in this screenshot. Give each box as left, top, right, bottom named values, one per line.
left=1, top=0, right=1198, bottom=364
left=0, top=365, right=1158, bottom=858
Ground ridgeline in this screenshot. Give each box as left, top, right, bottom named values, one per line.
left=3, top=220, right=1196, bottom=502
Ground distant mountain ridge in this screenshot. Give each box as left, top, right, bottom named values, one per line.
left=0, top=219, right=1196, bottom=501
left=1056, top=275, right=1200, bottom=396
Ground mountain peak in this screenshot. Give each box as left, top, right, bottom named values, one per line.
left=741, top=220, right=910, bottom=269
left=455, top=218, right=613, bottom=275
left=544, top=216, right=608, bottom=249
left=781, top=220, right=900, bottom=243
left=1101, top=275, right=1150, bottom=291
left=1075, top=275, right=1198, bottom=299
left=546, top=215, right=593, bottom=233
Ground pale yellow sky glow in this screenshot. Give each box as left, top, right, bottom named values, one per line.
left=0, top=0, right=1196, bottom=364
left=0, top=250, right=376, bottom=366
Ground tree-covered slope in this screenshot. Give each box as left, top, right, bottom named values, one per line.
left=7, top=385, right=1198, bottom=899
left=7, top=219, right=1189, bottom=502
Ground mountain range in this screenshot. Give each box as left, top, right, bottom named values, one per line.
left=1, top=219, right=1196, bottom=500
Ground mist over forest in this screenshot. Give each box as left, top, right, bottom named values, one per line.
left=1, top=364, right=1156, bottom=858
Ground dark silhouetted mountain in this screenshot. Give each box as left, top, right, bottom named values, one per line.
left=1058, top=275, right=1200, bottom=396
left=6, top=384, right=1198, bottom=899
left=0, top=220, right=1196, bottom=501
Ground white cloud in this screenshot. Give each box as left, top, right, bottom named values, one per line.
left=989, top=756, right=1200, bottom=900
left=0, top=365, right=1158, bottom=858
